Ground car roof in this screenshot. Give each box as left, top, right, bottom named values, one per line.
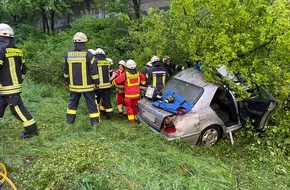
left=173, top=68, right=212, bottom=88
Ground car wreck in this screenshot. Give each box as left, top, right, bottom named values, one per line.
left=137, top=68, right=277, bottom=146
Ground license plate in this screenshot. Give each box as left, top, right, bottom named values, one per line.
left=142, top=110, right=156, bottom=123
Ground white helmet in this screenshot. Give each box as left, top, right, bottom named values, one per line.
left=106, top=58, right=113, bottom=65
left=146, top=61, right=152, bottom=67
left=118, top=60, right=126, bottom=66
left=150, top=56, right=160, bottom=63
left=0, top=23, right=14, bottom=37
left=73, top=32, right=87, bottom=42
left=96, top=48, right=105, bottom=55
left=88, top=49, right=96, bottom=55
left=126, top=59, right=136, bottom=69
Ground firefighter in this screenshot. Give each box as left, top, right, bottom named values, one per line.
left=64, top=32, right=100, bottom=126
left=162, top=55, right=185, bottom=77
left=110, top=60, right=126, bottom=114
left=112, top=59, right=146, bottom=123
left=146, top=56, right=169, bottom=91
left=94, top=48, right=113, bottom=119
left=142, top=61, right=152, bottom=76
left=0, top=23, right=38, bottom=138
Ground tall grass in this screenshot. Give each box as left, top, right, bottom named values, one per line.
left=0, top=79, right=289, bottom=189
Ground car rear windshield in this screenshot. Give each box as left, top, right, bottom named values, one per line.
left=162, top=78, right=204, bottom=104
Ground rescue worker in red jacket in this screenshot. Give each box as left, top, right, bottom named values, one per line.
left=112, top=59, right=146, bottom=123
left=110, top=60, right=126, bottom=114
left=0, top=23, right=38, bottom=138
left=94, top=48, right=113, bottom=120
left=64, top=32, right=100, bottom=126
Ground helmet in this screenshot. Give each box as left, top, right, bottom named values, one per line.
left=118, top=60, right=126, bottom=66
left=73, top=32, right=87, bottom=42
left=146, top=61, right=152, bottom=67
left=106, top=58, right=113, bottom=65
left=126, top=59, right=136, bottom=69
left=88, top=49, right=96, bottom=55
left=0, top=23, right=14, bottom=37
left=162, top=55, right=170, bottom=62
left=96, top=48, right=105, bottom=55
left=150, top=56, right=160, bottom=63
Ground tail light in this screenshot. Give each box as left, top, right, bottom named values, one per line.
left=161, top=116, right=176, bottom=134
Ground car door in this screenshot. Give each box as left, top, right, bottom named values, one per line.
left=238, top=84, right=277, bottom=130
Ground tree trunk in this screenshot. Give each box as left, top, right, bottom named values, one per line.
left=132, top=0, right=140, bottom=19
left=49, top=9, right=55, bottom=33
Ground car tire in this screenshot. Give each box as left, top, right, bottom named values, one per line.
left=198, top=125, right=221, bottom=146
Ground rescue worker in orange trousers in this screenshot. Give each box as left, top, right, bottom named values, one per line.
left=0, top=23, right=38, bottom=138
left=110, top=60, right=126, bottom=114
left=64, top=32, right=100, bottom=126
left=112, top=59, right=146, bottom=123
left=94, top=48, right=113, bottom=119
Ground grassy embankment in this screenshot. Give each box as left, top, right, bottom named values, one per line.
left=0, top=79, right=289, bottom=189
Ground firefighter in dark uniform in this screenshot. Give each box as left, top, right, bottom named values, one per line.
left=64, top=32, right=100, bottom=126
left=0, top=23, right=38, bottom=138
left=146, top=56, right=169, bottom=91
left=94, top=48, right=113, bottom=120
left=162, top=55, right=185, bottom=77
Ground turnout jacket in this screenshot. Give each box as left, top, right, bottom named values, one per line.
left=0, top=46, right=27, bottom=95
left=146, top=61, right=169, bottom=91
left=64, top=50, right=98, bottom=92
left=112, top=70, right=146, bottom=99
left=96, top=58, right=112, bottom=89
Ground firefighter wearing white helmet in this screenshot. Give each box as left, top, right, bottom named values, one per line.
left=162, top=55, right=185, bottom=77
left=0, top=23, right=14, bottom=37
left=96, top=48, right=105, bottom=55
left=94, top=48, right=113, bottom=119
left=126, top=59, right=136, bottom=69
left=64, top=32, right=100, bottom=126
left=73, top=32, right=88, bottom=42
left=0, top=23, right=38, bottom=138
left=112, top=59, right=146, bottom=123
left=146, top=55, right=169, bottom=91
left=88, top=49, right=96, bottom=55
left=110, top=59, right=127, bottom=114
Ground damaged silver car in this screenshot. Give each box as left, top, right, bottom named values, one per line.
left=137, top=68, right=277, bottom=146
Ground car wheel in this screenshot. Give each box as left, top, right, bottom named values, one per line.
left=199, top=126, right=221, bottom=146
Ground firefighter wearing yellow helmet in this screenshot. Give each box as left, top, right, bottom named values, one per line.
left=64, top=32, right=100, bottom=126
left=0, top=23, right=38, bottom=138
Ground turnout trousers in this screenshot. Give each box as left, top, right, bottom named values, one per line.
left=66, top=91, right=100, bottom=125
left=124, top=97, right=139, bottom=123
left=95, top=88, right=113, bottom=119
left=0, top=93, right=37, bottom=133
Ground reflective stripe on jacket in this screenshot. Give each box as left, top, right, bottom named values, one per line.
left=112, top=71, right=146, bottom=99
left=96, top=59, right=112, bottom=89
left=64, top=51, right=98, bottom=92
left=0, top=47, right=26, bottom=95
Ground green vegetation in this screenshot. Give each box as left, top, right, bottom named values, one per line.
left=0, top=0, right=289, bottom=189
left=0, top=80, right=289, bottom=189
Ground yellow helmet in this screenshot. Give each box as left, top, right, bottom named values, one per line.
left=73, top=32, right=87, bottom=42
left=0, top=23, right=14, bottom=37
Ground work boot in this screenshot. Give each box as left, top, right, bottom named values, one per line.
left=105, top=112, right=113, bottom=120
left=91, top=118, right=100, bottom=127
left=20, top=125, right=38, bottom=138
